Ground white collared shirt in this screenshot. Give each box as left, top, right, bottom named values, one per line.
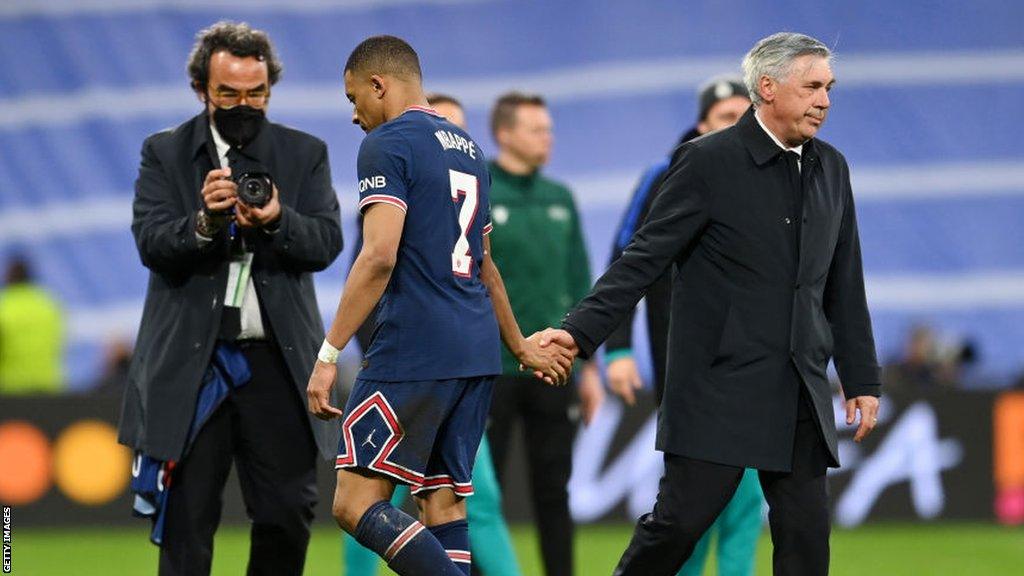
left=754, top=109, right=803, bottom=172
left=209, top=122, right=266, bottom=339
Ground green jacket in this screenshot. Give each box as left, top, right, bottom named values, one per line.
left=487, top=161, right=591, bottom=374
left=0, top=283, right=65, bottom=394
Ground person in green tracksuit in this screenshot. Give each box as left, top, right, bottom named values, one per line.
left=342, top=94, right=521, bottom=576
left=0, top=257, right=65, bottom=394
left=485, top=92, right=606, bottom=576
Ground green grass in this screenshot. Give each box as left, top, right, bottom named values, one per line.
left=9, top=522, right=1024, bottom=575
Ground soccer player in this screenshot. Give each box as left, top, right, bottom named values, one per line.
left=343, top=93, right=523, bottom=576
left=306, top=36, right=570, bottom=576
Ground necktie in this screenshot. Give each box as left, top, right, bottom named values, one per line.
left=218, top=146, right=246, bottom=342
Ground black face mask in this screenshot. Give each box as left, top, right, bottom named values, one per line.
left=212, top=105, right=266, bottom=149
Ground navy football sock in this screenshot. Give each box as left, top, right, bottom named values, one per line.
left=353, top=500, right=463, bottom=576
left=429, top=519, right=471, bottom=575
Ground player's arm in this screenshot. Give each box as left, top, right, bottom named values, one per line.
left=307, top=203, right=405, bottom=419
left=480, top=234, right=573, bottom=385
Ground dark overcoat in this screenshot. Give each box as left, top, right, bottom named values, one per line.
left=118, top=113, right=343, bottom=461
left=564, top=108, right=881, bottom=471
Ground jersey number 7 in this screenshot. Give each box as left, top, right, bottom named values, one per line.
left=449, top=169, right=479, bottom=278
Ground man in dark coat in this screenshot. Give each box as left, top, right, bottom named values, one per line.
left=118, top=21, right=342, bottom=576
left=539, top=32, right=882, bottom=576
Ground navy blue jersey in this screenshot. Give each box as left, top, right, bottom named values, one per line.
left=356, top=106, right=501, bottom=381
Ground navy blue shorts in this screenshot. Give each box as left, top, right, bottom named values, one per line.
left=335, top=376, right=495, bottom=496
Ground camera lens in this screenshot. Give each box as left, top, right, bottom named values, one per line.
left=234, top=171, right=272, bottom=208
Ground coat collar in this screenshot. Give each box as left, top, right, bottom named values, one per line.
left=737, top=107, right=818, bottom=168
left=189, top=112, right=211, bottom=160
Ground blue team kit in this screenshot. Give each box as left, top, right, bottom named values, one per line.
left=337, top=106, right=502, bottom=494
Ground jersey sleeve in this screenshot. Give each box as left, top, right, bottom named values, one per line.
left=480, top=169, right=494, bottom=235
left=356, top=130, right=410, bottom=214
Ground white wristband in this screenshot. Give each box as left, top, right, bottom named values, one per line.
left=317, top=339, right=340, bottom=364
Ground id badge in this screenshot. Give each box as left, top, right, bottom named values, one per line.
left=224, top=252, right=254, bottom=308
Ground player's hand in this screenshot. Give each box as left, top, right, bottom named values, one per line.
left=537, top=328, right=579, bottom=356
left=236, top=184, right=282, bottom=228
left=577, top=362, right=605, bottom=426
left=531, top=328, right=580, bottom=384
left=607, top=356, right=643, bottom=406
left=201, top=167, right=237, bottom=214
left=517, top=333, right=573, bottom=385
left=307, top=360, right=344, bottom=420
left=846, top=395, right=880, bottom=443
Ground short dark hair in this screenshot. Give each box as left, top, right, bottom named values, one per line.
left=490, top=92, right=546, bottom=138
left=426, top=93, right=462, bottom=109
left=345, top=35, right=422, bottom=80
left=187, top=21, right=283, bottom=92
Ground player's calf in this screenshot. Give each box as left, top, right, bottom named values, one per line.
left=334, top=469, right=463, bottom=575
left=416, top=488, right=471, bottom=574
left=353, top=500, right=465, bottom=576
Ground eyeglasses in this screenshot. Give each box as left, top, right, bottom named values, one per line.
left=210, top=85, right=269, bottom=107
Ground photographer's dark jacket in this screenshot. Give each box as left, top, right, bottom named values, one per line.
left=119, top=113, right=343, bottom=461
left=563, top=108, right=881, bottom=472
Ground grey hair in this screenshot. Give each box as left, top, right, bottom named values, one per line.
left=742, top=32, right=832, bottom=106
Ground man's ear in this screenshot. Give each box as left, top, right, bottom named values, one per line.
left=758, top=75, right=776, bottom=104
left=193, top=82, right=208, bottom=104
left=370, top=74, right=387, bottom=99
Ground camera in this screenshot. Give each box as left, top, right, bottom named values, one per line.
left=234, top=170, right=273, bottom=208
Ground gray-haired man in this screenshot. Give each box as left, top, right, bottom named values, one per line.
left=537, top=32, right=882, bottom=575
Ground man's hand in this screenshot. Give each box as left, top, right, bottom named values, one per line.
left=607, top=356, right=643, bottom=406
left=578, top=362, right=605, bottom=425
left=517, top=333, right=574, bottom=385
left=846, top=395, right=880, bottom=443
left=202, top=167, right=237, bottom=214
left=307, top=360, right=344, bottom=420
left=526, top=328, right=581, bottom=384
left=236, top=184, right=282, bottom=228
left=537, top=328, right=579, bottom=356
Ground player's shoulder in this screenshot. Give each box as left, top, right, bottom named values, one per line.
left=396, top=110, right=477, bottom=148
left=359, top=121, right=411, bottom=157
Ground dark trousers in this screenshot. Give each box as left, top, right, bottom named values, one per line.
left=614, top=390, right=831, bottom=576
left=487, top=374, right=577, bottom=576
left=159, top=342, right=318, bottom=576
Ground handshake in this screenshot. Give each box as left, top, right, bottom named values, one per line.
left=515, top=328, right=579, bottom=386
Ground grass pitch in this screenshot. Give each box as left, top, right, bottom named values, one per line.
left=9, top=522, right=1023, bottom=575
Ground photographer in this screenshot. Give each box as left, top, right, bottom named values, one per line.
left=118, top=21, right=342, bottom=576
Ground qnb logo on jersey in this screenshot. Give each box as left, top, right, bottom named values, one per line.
left=359, top=175, right=387, bottom=193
